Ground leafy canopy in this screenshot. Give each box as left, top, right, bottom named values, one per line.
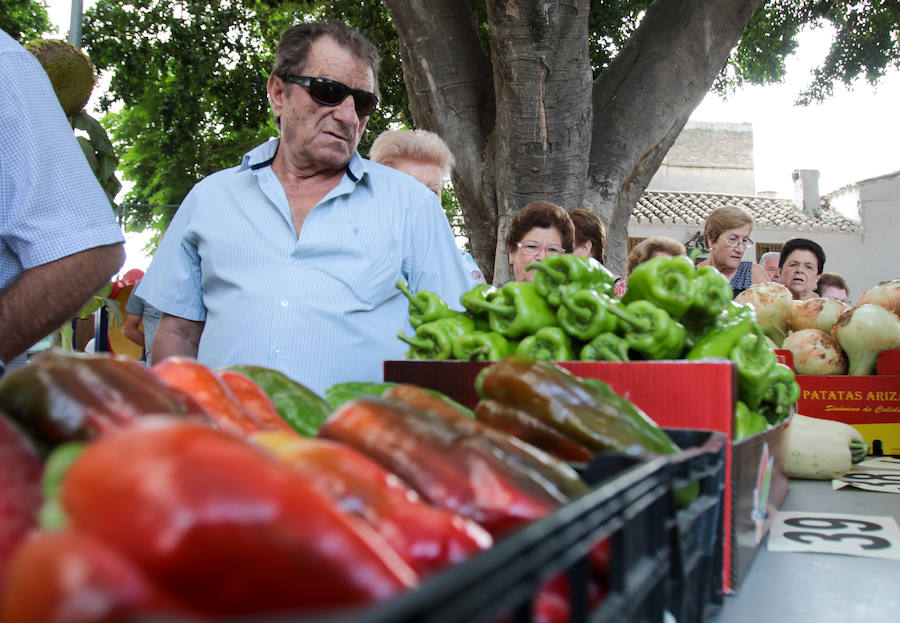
left=81, top=0, right=900, bottom=245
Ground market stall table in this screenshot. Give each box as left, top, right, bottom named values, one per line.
left=710, top=478, right=899, bottom=622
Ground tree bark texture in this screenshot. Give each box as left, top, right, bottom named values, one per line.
left=383, top=0, right=764, bottom=281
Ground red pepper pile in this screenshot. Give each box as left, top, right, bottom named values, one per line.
left=0, top=349, right=632, bottom=623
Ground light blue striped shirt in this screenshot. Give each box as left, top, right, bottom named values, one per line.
left=0, top=30, right=125, bottom=291
left=137, top=138, right=471, bottom=394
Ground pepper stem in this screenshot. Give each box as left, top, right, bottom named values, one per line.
left=396, top=331, right=434, bottom=350
left=562, top=294, right=594, bottom=321
left=395, top=280, right=426, bottom=313
left=606, top=304, right=648, bottom=332
left=474, top=298, right=515, bottom=316
left=525, top=261, right=566, bottom=283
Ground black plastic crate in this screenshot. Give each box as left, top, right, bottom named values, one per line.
left=579, top=429, right=726, bottom=623
left=139, top=455, right=671, bottom=623
left=664, top=430, right=727, bottom=623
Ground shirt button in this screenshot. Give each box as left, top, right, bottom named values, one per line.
left=280, top=300, right=289, bottom=308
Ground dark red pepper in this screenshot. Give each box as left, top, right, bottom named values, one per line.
left=319, top=397, right=580, bottom=538
left=475, top=399, right=593, bottom=463
left=60, top=419, right=417, bottom=616
left=0, top=530, right=189, bottom=623
left=252, top=432, right=493, bottom=577
left=0, top=350, right=209, bottom=444
left=0, top=414, right=43, bottom=593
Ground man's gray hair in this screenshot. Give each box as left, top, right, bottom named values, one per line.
left=273, top=21, right=380, bottom=96
left=758, top=251, right=779, bottom=266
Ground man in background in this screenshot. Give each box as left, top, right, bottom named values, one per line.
left=0, top=29, right=124, bottom=376
left=816, top=272, right=851, bottom=304
left=124, top=288, right=164, bottom=365
left=137, top=22, right=470, bottom=394
left=758, top=251, right=780, bottom=283
left=369, top=128, right=485, bottom=286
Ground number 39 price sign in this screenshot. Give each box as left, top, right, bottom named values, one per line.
left=768, top=512, right=900, bottom=560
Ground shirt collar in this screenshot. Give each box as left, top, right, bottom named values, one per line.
left=239, top=138, right=370, bottom=185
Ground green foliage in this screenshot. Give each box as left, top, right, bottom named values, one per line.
left=83, top=0, right=283, bottom=239
left=82, top=0, right=900, bottom=247
left=0, top=0, right=53, bottom=42
left=715, top=1, right=900, bottom=104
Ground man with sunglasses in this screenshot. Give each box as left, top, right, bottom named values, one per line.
left=136, top=21, right=471, bottom=394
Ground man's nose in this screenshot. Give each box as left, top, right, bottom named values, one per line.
left=333, top=96, right=360, bottom=123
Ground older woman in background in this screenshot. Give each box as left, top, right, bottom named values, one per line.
left=614, top=236, right=686, bottom=297
left=505, top=201, right=575, bottom=282
left=698, top=205, right=768, bottom=297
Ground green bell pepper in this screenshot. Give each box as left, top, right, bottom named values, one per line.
left=397, top=315, right=476, bottom=360
left=225, top=364, right=333, bottom=436
left=526, top=255, right=614, bottom=307
left=452, top=330, right=512, bottom=361
left=396, top=279, right=462, bottom=328
left=323, top=381, right=399, bottom=410
left=460, top=283, right=499, bottom=317
left=729, top=326, right=778, bottom=410
left=515, top=326, right=573, bottom=361
left=733, top=400, right=768, bottom=440
left=687, top=265, right=734, bottom=321
left=621, top=254, right=696, bottom=320
left=556, top=286, right=619, bottom=341
left=580, top=332, right=630, bottom=362
left=759, top=363, right=801, bottom=424
left=686, top=312, right=755, bottom=360
left=611, top=299, right=686, bottom=360
left=479, top=281, right=558, bottom=339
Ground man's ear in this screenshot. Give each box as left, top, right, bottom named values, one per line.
left=267, top=74, right=286, bottom=116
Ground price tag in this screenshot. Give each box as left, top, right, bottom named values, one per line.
left=833, top=458, right=900, bottom=493
left=768, top=511, right=900, bottom=560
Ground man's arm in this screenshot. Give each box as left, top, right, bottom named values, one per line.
left=0, top=243, right=124, bottom=363
left=152, top=314, right=205, bottom=361
left=122, top=313, right=145, bottom=347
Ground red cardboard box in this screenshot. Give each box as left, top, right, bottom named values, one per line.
left=383, top=359, right=789, bottom=594
left=776, top=350, right=900, bottom=455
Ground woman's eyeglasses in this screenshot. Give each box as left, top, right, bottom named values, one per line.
left=517, top=241, right=565, bottom=256
left=718, top=235, right=754, bottom=249
left=281, top=75, right=379, bottom=117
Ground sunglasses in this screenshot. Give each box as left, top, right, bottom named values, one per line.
left=281, top=75, right=378, bottom=117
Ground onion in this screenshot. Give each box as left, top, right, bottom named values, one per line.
left=782, top=329, right=847, bottom=375
left=734, top=282, right=793, bottom=347
left=855, top=279, right=900, bottom=318
left=831, top=304, right=900, bottom=376
left=790, top=297, right=849, bottom=334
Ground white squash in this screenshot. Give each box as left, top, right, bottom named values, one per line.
left=787, top=414, right=867, bottom=480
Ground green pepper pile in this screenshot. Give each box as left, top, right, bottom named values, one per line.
left=396, top=254, right=800, bottom=435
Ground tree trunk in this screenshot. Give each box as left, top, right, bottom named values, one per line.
left=383, top=0, right=765, bottom=281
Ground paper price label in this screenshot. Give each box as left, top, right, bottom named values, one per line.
left=834, top=471, right=900, bottom=494
left=768, top=511, right=900, bottom=560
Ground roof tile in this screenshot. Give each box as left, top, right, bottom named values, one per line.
left=633, top=190, right=861, bottom=234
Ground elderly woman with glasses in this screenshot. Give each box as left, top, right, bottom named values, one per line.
left=697, top=205, right=769, bottom=297
left=505, top=201, right=575, bottom=282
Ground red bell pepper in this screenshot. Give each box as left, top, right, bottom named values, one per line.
left=0, top=415, right=42, bottom=593
left=252, top=432, right=493, bottom=577
left=0, top=530, right=188, bottom=623
left=216, top=370, right=294, bottom=433
left=319, top=397, right=578, bottom=538
left=60, top=419, right=417, bottom=616
left=152, top=357, right=263, bottom=437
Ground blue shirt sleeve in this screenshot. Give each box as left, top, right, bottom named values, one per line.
left=0, top=32, right=124, bottom=291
